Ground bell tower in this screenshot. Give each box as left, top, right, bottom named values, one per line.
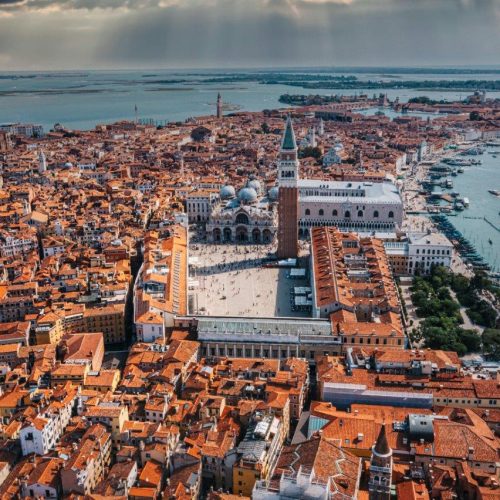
left=369, top=424, right=393, bottom=500
left=216, top=93, right=223, bottom=119
left=277, top=115, right=299, bottom=259
left=38, top=150, right=47, bottom=174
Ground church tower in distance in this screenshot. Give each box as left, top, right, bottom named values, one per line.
left=277, top=115, right=299, bottom=259
left=216, top=93, right=223, bottom=119
left=368, top=424, right=393, bottom=500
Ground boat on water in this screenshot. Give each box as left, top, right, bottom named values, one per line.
left=462, top=197, right=469, bottom=207
left=457, top=167, right=465, bottom=173
left=489, top=239, right=493, bottom=245
left=461, top=147, right=484, bottom=156
left=444, top=158, right=476, bottom=166
left=488, top=190, right=500, bottom=196
left=445, top=178, right=453, bottom=189
left=451, top=170, right=458, bottom=177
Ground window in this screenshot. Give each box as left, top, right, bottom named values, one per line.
left=332, top=209, right=338, bottom=216
left=319, top=209, right=324, bottom=216
left=358, top=210, right=363, bottom=217
left=373, top=210, right=379, bottom=218
left=345, top=210, right=351, bottom=218
left=235, top=213, right=249, bottom=225
left=388, top=211, right=394, bottom=218
left=305, top=209, right=310, bottom=216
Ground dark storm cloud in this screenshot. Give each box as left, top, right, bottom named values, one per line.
left=0, top=0, right=498, bottom=69
left=0, top=0, right=164, bottom=9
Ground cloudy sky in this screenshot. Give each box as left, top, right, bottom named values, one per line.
left=0, top=0, right=499, bottom=70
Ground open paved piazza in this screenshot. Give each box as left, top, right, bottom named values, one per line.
left=188, top=239, right=310, bottom=318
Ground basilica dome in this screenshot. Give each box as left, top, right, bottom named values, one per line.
left=220, top=185, right=236, bottom=199
left=238, top=187, right=258, bottom=204
left=246, top=179, right=262, bottom=195
left=268, top=186, right=279, bottom=201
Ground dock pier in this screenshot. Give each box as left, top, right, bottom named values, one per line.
left=484, top=217, right=500, bottom=233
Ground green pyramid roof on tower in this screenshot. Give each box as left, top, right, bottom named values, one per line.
left=281, top=116, right=297, bottom=151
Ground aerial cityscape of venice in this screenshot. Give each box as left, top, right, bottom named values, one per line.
left=0, top=1, right=499, bottom=499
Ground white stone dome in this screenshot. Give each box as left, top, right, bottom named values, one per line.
left=268, top=186, right=279, bottom=201
left=238, top=187, right=258, bottom=204
left=220, top=185, right=236, bottom=199
left=247, top=179, right=262, bottom=195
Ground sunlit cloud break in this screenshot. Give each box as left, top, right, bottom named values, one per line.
left=0, top=0, right=498, bottom=70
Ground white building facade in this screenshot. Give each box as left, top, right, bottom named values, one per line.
left=407, top=232, right=453, bottom=275
left=297, top=180, right=403, bottom=236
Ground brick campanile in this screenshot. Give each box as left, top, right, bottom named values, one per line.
left=277, top=116, right=299, bottom=259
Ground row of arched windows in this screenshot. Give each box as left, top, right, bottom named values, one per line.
left=304, top=209, right=394, bottom=218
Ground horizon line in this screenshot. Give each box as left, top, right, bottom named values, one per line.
left=2, top=64, right=500, bottom=74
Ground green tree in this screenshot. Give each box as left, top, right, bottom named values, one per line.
left=299, top=146, right=322, bottom=160
left=483, top=329, right=500, bottom=360
left=458, top=329, right=481, bottom=353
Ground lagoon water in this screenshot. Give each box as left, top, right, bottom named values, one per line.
left=1, top=69, right=500, bottom=131
left=444, top=147, right=500, bottom=273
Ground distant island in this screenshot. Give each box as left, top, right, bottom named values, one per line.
left=279, top=94, right=343, bottom=106
left=147, top=72, right=500, bottom=92
left=270, top=78, right=500, bottom=91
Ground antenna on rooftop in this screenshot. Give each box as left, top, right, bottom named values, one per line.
left=134, top=104, right=138, bottom=125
